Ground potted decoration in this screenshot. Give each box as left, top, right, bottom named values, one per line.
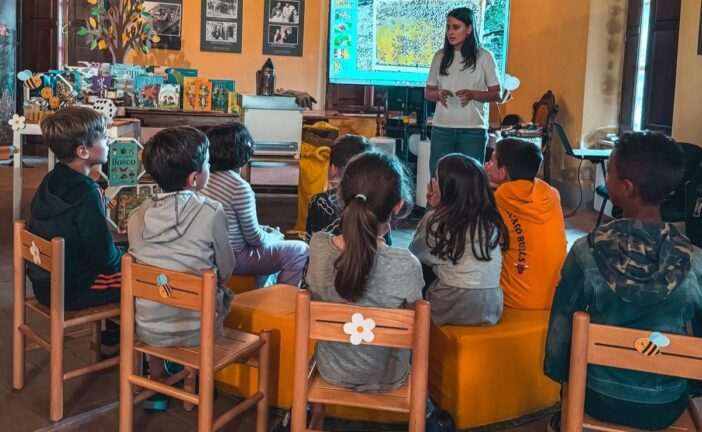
left=77, top=0, right=160, bottom=63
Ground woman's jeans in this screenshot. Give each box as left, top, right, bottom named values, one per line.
left=429, top=127, right=488, bottom=176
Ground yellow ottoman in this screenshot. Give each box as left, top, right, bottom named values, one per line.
left=224, top=274, right=256, bottom=295
left=215, top=285, right=408, bottom=423
left=429, top=307, right=559, bottom=429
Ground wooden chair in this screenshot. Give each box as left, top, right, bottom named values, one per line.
left=563, top=312, right=702, bottom=431
left=532, top=90, right=560, bottom=184
left=12, top=220, right=121, bottom=421
left=291, top=290, right=431, bottom=432
left=119, top=254, right=270, bottom=432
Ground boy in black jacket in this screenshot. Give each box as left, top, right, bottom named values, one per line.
left=27, top=106, right=124, bottom=311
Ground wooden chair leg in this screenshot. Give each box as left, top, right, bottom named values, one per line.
left=183, top=367, right=197, bottom=411
left=12, top=303, right=25, bottom=390
left=256, top=330, right=271, bottom=432
left=49, top=324, right=64, bottom=421
left=90, top=321, right=101, bottom=364
left=119, top=348, right=134, bottom=431
left=198, top=368, right=214, bottom=432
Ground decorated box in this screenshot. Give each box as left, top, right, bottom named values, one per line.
left=158, top=84, right=181, bottom=110
left=133, top=74, right=164, bottom=108
left=209, top=79, right=235, bottom=113
left=183, top=77, right=212, bottom=112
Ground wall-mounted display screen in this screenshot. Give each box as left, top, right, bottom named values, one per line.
left=328, top=0, right=510, bottom=87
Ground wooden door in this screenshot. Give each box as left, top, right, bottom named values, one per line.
left=66, top=0, right=110, bottom=65
left=640, top=0, right=680, bottom=134
left=21, top=0, right=59, bottom=73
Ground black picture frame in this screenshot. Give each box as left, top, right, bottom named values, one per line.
left=201, top=0, right=243, bottom=53
left=262, top=0, right=304, bottom=57
left=143, top=0, right=183, bottom=50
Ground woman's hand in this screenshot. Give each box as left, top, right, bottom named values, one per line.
left=455, top=89, right=475, bottom=106
left=437, top=89, right=453, bottom=108
left=426, top=178, right=441, bottom=208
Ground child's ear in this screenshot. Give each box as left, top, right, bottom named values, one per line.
left=623, top=178, right=637, bottom=199
left=185, top=171, right=199, bottom=189
left=391, top=199, right=405, bottom=215
left=75, top=145, right=90, bottom=161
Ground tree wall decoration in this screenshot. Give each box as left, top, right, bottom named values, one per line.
left=78, top=0, right=161, bottom=63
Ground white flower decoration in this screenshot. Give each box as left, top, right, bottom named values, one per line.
left=29, top=241, right=41, bottom=265
left=8, top=114, right=26, bottom=131
left=343, top=313, right=376, bottom=345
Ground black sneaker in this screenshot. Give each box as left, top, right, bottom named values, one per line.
left=100, top=326, right=120, bottom=358
left=547, top=412, right=561, bottom=432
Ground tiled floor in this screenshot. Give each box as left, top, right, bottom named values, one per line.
left=0, top=158, right=599, bottom=431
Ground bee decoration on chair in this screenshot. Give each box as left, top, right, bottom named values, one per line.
left=635, top=332, right=670, bottom=356
left=157, top=274, right=173, bottom=299
left=18, top=70, right=44, bottom=90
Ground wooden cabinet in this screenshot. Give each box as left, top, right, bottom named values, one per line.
left=325, top=84, right=386, bottom=113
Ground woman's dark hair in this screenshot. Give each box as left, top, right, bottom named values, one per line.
left=427, top=154, right=509, bottom=264
left=440, top=7, right=482, bottom=76
left=334, top=152, right=413, bottom=302
left=142, top=126, right=209, bottom=192
left=206, top=122, right=255, bottom=171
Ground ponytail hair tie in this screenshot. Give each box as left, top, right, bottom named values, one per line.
left=355, top=194, right=367, bottom=202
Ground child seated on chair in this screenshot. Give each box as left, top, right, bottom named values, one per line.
left=304, top=152, right=423, bottom=429
left=201, top=122, right=308, bottom=287
left=484, top=138, right=567, bottom=309
left=543, top=132, right=702, bottom=431
left=410, top=153, right=509, bottom=326
left=27, top=106, right=124, bottom=311
left=306, top=134, right=395, bottom=244
left=127, top=126, right=235, bottom=376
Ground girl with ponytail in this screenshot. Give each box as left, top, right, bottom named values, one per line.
left=304, top=151, right=424, bottom=401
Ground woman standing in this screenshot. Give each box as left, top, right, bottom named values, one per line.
left=425, top=7, right=502, bottom=175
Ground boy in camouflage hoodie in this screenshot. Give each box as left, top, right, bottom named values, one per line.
left=544, top=132, right=702, bottom=430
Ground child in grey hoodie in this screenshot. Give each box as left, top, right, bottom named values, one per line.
left=128, top=127, right=235, bottom=364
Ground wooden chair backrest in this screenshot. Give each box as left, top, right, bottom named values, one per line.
left=565, top=312, right=702, bottom=431
left=14, top=220, right=62, bottom=274
left=531, top=90, right=559, bottom=131
left=574, top=312, right=702, bottom=380
left=309, top=299, right=418, bottom=349
left=122, top=254, right=216, bottom=313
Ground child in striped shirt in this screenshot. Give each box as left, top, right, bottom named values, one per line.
left=201, top=123, right=309, bottom=287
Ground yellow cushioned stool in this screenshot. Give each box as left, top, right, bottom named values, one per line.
left=429, top=307, right=559, bottom=429
left=215, top=285, right=408, bottom=423
left=224, top=274, right=257, bottom=295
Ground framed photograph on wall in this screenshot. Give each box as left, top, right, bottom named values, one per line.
left=201, top=0, right=243, bottom=53
left=262, top=0, right=304, bottom=57
left=143, top=0, right=183, bottom=50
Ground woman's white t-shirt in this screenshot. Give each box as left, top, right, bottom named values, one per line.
left=426, top=47, right=500, bottom=129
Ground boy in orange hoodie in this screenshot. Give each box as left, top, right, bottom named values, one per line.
left=485, top=138, right=567, bottom=309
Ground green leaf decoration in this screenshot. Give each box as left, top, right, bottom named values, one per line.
left=90, top=39, right=97, bottom=50
left=143, top=23, right=151, bottom=33
left=77, top=27, right=88, bottom=36
left=91, top=8, right=100, bottom=17
left=142, top=11, right=151, bottom=18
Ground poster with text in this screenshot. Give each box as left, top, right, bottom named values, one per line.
left=201, top=0, right=243, bottom=53
left=262, top=0, right=304, bottom=57
left=143, top=0, right=183, bottom=50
